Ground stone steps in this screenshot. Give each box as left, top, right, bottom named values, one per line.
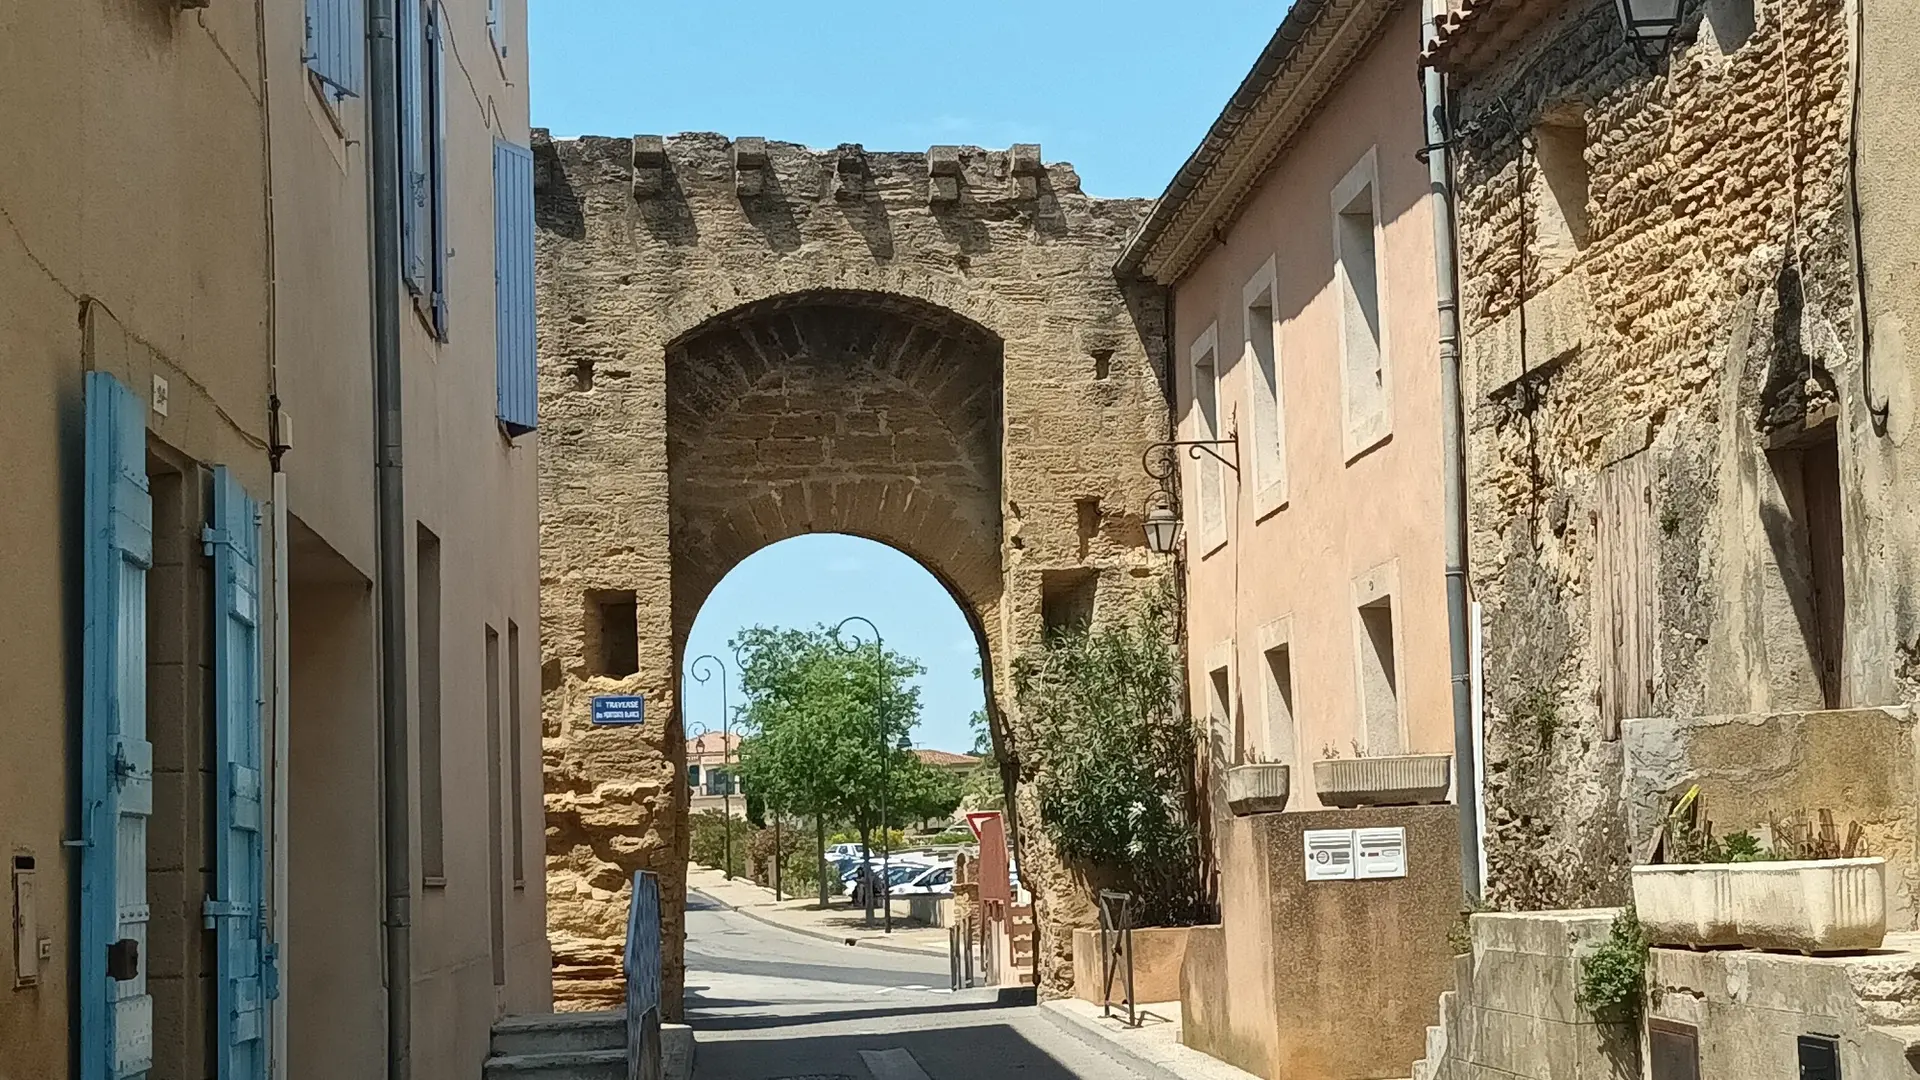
left=484, top=1010, right=694, bottom=1080
left=482, top=1048, right=625, bottom=1080
left=492, top=1011, right=626, bottom=1057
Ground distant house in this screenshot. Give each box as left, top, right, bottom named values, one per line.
left=686, top=732, right=745, bottom=819
left=914, top=748, right=982, bottom=774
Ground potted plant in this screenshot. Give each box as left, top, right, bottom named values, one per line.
left=1630, top=789, right=1886, bottom=954
left=1226, top=749, right=1290, bottom=816
left=1310, top=741, right=1452, bottom=808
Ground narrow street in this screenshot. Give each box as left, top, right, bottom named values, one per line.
left=684, top=890, right=1173, bottom=1080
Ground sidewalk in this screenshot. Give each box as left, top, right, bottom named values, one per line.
left=1038, top=998, right=1266, bottom=1080
left=686, top=865, right=949, bottom=957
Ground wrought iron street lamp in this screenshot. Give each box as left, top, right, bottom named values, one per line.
left=1137, top=436, right=1239, bottom=553
left=833, top=615, right=901, bottom=932
left=1614, top=0, right=1682, bottom=47
left=689, top=653, right=735, bottom=879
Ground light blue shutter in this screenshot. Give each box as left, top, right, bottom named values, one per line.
left=487, top=0, right=504, bottom=57
left=304, top=0, right=364, bottom=98
left=80, top=372, right=155, bottom=1080
left=400, top=0, right=427, bottom=293
left=494, top=138, right=537, bottom=435
left=429, top=6, right=450, bottom=338
left=206, top=469, right=268, bottom=1080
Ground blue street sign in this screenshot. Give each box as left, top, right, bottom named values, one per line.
left=591, top=695, right=646, bottom=726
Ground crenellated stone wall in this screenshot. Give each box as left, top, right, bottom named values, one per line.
left=534, top=132, right=1172, bottom=1010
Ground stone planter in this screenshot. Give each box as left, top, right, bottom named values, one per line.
left=1226, top=763, right=1291, bottom=816
left=1311, top=754, right=1452, bottom=808
left=1631, top=857, right=1887, bottom=953
left=1072, top=925, right=1192, bottom=1005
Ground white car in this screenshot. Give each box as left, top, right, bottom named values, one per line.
left=889, top=862, right=955, bottom=897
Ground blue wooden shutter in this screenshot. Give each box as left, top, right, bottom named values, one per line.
left=429, top=5, right=450, bottom=338
left=400, top=0, right=427, bottom=294
left=304, top=0, right=364, bottom=98
left=487, top=0, right=504, bottom=57
left=206, top=468, right=268, bottom=1080
left=80, top=372, right=155, bottom=1080
left=494, top=138, right=537, bottom=436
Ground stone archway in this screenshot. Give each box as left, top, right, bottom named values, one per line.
left=535, top=131, right=1170, bottom=1013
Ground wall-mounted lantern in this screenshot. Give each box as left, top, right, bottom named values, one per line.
left=1614, top=0, right=1682, bottom=46
left=1138, top=436, right=1239, bottom=554
left=1144, top=504, right=1183, bottom=556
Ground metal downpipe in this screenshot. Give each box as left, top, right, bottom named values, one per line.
left=368, top=1, right=413, bottom=1076
left=1423, top=34, right=1481, bottom=901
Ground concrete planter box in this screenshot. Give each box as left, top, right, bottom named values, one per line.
left=1631, top=857, right=1887, bottom=953
left=1226, top=764, right=1291, bottom=816
left=1312, top=754, right=1452, bottom=808
left=1073, top=925, right=1191, bottom=1005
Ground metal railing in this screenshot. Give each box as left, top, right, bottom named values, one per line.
left=1098, top=890, right=1137, bottom=1028
left=624, top=871, right=663, bottom=1080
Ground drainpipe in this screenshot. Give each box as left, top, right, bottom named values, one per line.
left=368, top=1, right=413, bottom=1076
left=1423, top=18, right=1482, bottom=902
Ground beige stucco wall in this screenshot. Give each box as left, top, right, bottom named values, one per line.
left=1170, top=0, right=1449, bottom=810
left=266, top=0, right=549, bottom=1076
left=0, top=3, right=274, bottom=1076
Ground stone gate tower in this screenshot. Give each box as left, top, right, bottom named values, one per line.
left=534, top=131, right=1169, bottom=1008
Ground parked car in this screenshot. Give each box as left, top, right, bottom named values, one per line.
left=889, top=862, right=954, bottom=897
left=849, top=859, right=938, bottom=907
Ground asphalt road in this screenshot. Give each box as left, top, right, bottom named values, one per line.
left=684, top=889, right=1177, bottom=1080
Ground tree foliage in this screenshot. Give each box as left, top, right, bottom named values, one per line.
left=730, top=624, right=927, bottom=837
left=1015, top=582, right=1207, bottom=926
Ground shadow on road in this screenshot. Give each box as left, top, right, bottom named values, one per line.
left=693, top=1020, right=1100, bottom=1079
left=685, top=997, right=1010, bottom=1033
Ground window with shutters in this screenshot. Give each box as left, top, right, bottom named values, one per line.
left=494, top=139, right=538, bottom=435
left=304, top=0, right=364, bottom=100
left=1243, top=257, right=1286, bottom=515
left=1332, top=148, right=1391, bottom=459
left=1189, top=323, right=1226, bottom=552
left=400, top=0, right=448, bottom=339
left=488, top=0, right=506, bottom=59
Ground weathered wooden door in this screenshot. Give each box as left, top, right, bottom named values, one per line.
left=81, top=371, right=155, bottom=1080
left=1594, top=453, right=1658, bottom=739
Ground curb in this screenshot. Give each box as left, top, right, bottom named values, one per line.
left=1034, top=1000, right=1186, bottom=1080
left=691, top=888, right=950, bottom=960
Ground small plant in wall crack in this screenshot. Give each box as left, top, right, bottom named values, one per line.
left=1576, top=905, right=1649, bottom=1022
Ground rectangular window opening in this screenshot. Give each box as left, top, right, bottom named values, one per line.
left=1245, top=262, right=1285, bottom=506
left=1262, top=644, right=1296, bottom=768
left=1190, top=327, right=1225, bottom=543
left=1040, top=570, right=1098, bottom=638
left=507, top=621, right=526, bottom=888
left=1208, top=665, right=1237, bottom=767
left=585, top=589, right=639, bottom=678
left=1647, top=1020, right=1701, bottom=1080
left=486, top=626, right=506, bottom=986
left=1335, top=169, right=1386, bottom=452
left=1533, top=113, right=1591, bottom=276
left=1767, top=427, right=1848, bottom=709
left=1075, top=497, right=1101, bottom=560
left=417, top=525, right=445, bottom=887
left=1357, top=597, right=1402, bottom=756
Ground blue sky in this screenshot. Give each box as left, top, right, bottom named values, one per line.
left=528, top=1, right=1286, bottom=750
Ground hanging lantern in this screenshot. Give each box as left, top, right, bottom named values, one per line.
left=1614, top=0, right=1682, bottom=44
left=1143, top=505, right=1183, bottom=555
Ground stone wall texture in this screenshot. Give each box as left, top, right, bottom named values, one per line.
left=1450, top=0, right=1920, bottom=910
left=534, top=132, right=1171, bottom=1009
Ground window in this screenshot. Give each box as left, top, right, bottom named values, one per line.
left=1041, top=569, right=1097, bottom=636
left=1261, top=634, right=1296, bottom=769
left=687, top=764, right=701, bottom=789
left=485, top=626, right=506, bottom=986
left=495, top=139, right=538, bottom=436
left=1189, top=323, right=1226, bottom=549
left=584, top=589, right=639, bottom=678
left=1767, top=428, right=1849, bottom=709
left=1531, top=109, right=1591, bottom=280
left=1243, top=258, right=1286, bottom=512
left=1332, top=150, right=1390, bottom=458
left=508, top=621, right=525, bottom=888
left=417, top=526, right=445, bottom=886
left=1352, top=562, right=1404, bottom=756
left=487, top=0, right=506, bottom=58
left=1207, top=659, right=1237, bottom=766
left=304, top=0, right=365, bottom=99
left=401, top=0, right=449, bottom=338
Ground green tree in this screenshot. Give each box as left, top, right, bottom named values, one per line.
left=1015, top=582, right=1207, bottom=926
left=730, top=624, right=925, bottom=904
left=889, top=755, right=963, bottom=829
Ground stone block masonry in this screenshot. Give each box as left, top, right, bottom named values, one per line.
left=1444, top=0, right=1920, bottom=912
left=534, top=131, right=1172, bottom=1010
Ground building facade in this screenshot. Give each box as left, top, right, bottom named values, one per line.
left=0, top=2, right=547, bottom=1078
left=1427, top=0, right=1920, bottom=913
left=1123, top=0, right=1452, bottom=818
left=686, top=733, right=744, bottom=820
